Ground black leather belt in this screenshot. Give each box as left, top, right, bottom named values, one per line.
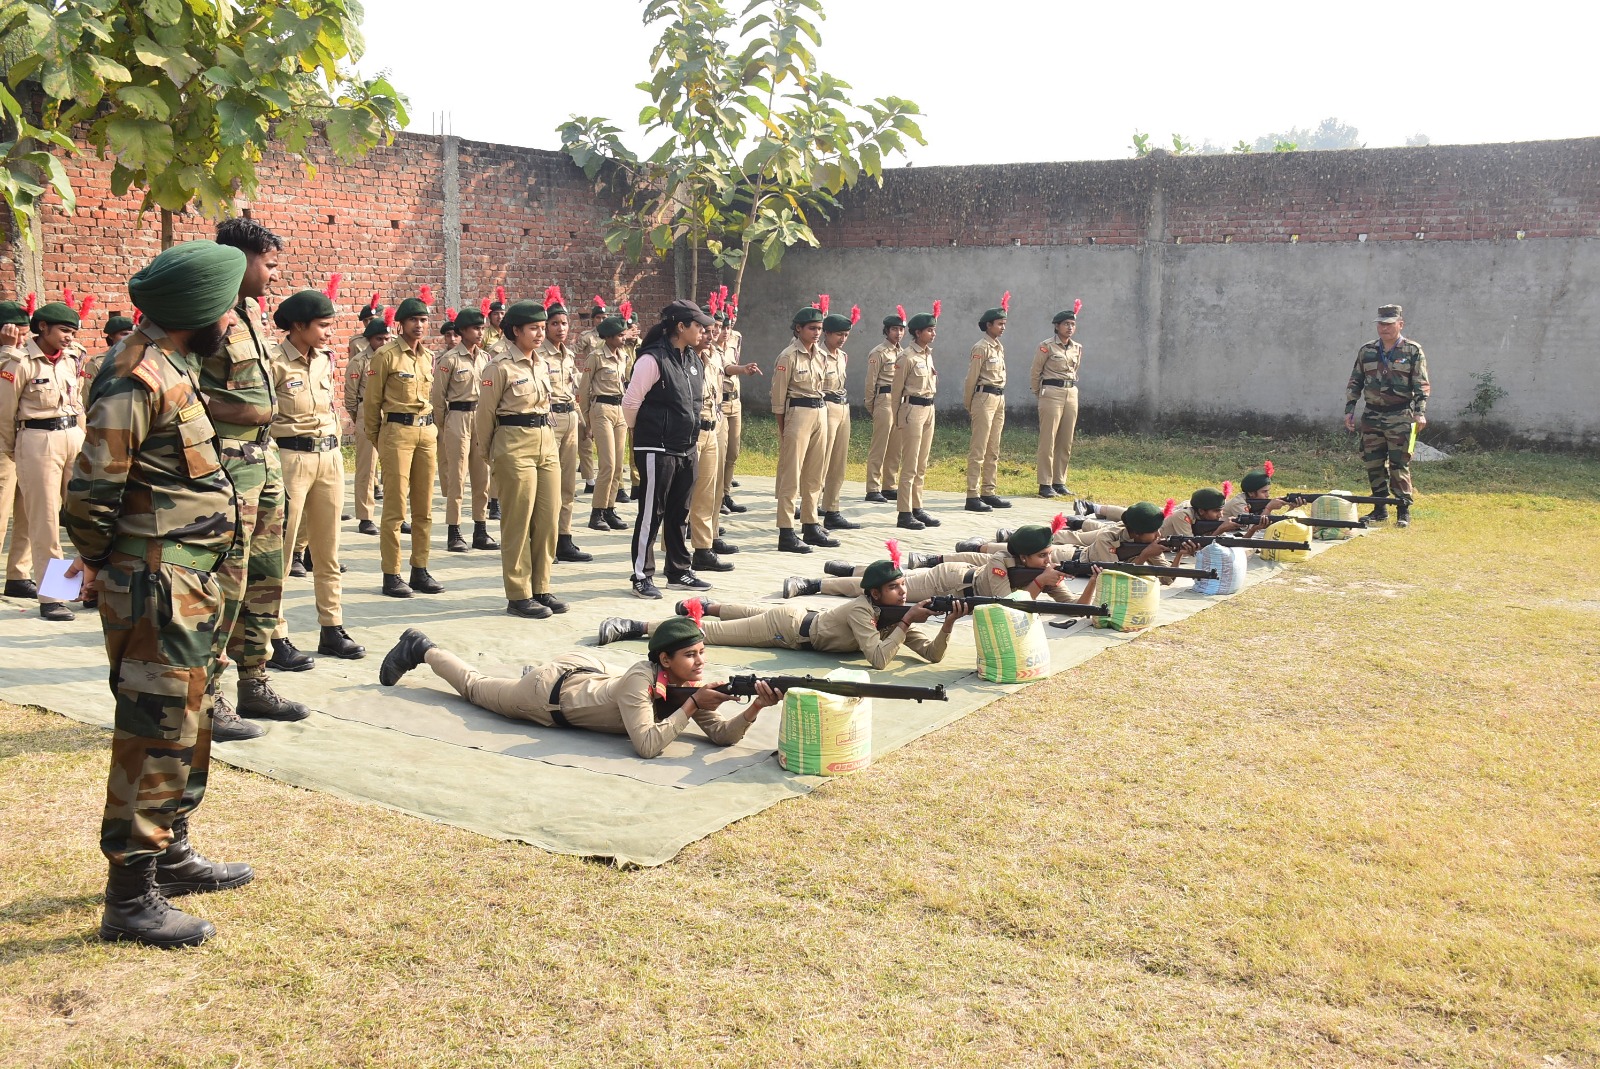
left=497, top=412, right=550, bottom=428
left=699, top=420, right=717, bottom=432
left=1041, top=378, right=1076, bottom=388
left=876, top=386, right=892, bottom=394
left=906, top=395, right=934, bottom=406
left=548, top=666, right=601, bottom=728
left=977, top=385, right=1005, bottom=396
left=385, top=412, right=434, bottom=426
left=550, top=402, right=576, bottom=414
left=798, top=609, right=818, bottom=650
left=823, top=391, right=846, bottom=404
left=721, top=392, right=736, bottom=402
left=22, top=415, right=78, bottom=431
left=275, top=434, right=340, bottom=452
left=448, top=401, right=477, bottom=412
left=787, top=397, right=824, bottom=409
left=595, top=394, right=623, bottom=406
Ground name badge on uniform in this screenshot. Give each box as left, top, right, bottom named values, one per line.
left=513, top=377, right=530, bottom=387
left=178, top=401, right=205, bottom=423
left=286, top=378, right=305, bottom=389
left=396, top=372, right=414, bottom=380
left=31, top=377, right=50, bottom=384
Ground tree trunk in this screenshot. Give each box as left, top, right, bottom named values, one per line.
left=4, top=212, right=45, bottom=301
left=161, top=209, right=174, bottom=249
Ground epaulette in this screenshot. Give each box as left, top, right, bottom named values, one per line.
left=113, top=337, right=163, bottom=393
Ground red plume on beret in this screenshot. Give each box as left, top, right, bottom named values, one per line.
left=324, top=273, right=342, bottom=300
left=619, top=300, right=633, bottom=321
left=544, top=285, right=564, bottom=309
left=849, top=305, right=861, bottom=325
left=728, top=293, right=738, bottom=311
left=931, top=299, right=941, bottom=319
left=445, top=306, right=456, bottom=322
left=78, top=294, right=96, bottom=320
left=62, top=285, right=75, bottom=308
left=496, top=286, right=506, bottom=305
left=884, top=539, right=901, bottom=569
left=1000, top=290, right=1011, bottom=313
left=480, top=297, right=492, bottom=316
left=896, top=304, right=906, bottom=322
left=1073, top=298, right=1082, bottom=316
left=418, top=284, right=432, bottom=306
left=817, top=294, right=830, bottom=315
left=368, top=292, right=380, bottom=311
left=706, top=290, right=720, bottom=313
left=1051, top=512, right=1067, bottom=535
left=719, top=285, right=729, bottom=304
left=1222, top=480, right=1233, bottom=499
left=1163, top=498, right=1176, bottom=517
left=685, top=597, right=705, bottom=627
left=24, top=293, right=35, bottom=315
left=593, top=295, right=606, bottom=310
left=383, top=306, right=396, bottom=327
left=1263, top=459, right=1275, bottom=477
left=132, top=308, right=142, bottom=325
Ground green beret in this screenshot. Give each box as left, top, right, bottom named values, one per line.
left=31, top=301, right=80, bottom=330
left=1190, top=488, right=1225, bottom=511
left=906, top=312, right=936, bottom=332
left=648, top=616, right=705, bottom=658
left=978, top=307, right=1007, bottom=328
left=713, top=311, right=730, bottom=324
left=1122, top=502, right=1165, bottom=535
left=1007, top=524, right=1053, bottom=557
left=489, top=300, right=505, bottom=312
left=128, top=241, right=247, bottom=331
left=0, top=301, right=28, bottom=327
left=439, top=320, right=458, bottom=335
left=821, top=313, right=853, bottom=333
left=597, top=315, right=627, bottom=339
left=1241, top=471, right=1271, bottom=494
left=882, top=312, right=906, bottom=329
left=358, top=304, right=376, bottom=321
left=103, top=315, right=135, bottom=336
left=453, top=309, right=485, bottom=331
left=363, top=317, right=390, bottom=339
left=792, top=307, right=825, bottom=327
left=272, top=289, right=337, bottom=331
left=1052, top=310, right=1077, bottom=325
left=860, top=560, right=902, bottom=591
left=394, top=297, right=429, bottom=321
left=546, top=302, right=568, bottom=317
left=499, top=300, right=548, bottom=331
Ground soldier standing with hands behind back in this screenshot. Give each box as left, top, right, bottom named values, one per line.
left=964, top=294, right=1012, bottom=513
left=1032, top=303, right=1083, bottom=498
left=1344, top=303, right=1429, bottom=528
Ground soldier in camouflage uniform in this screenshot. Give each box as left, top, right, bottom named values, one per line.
left=209, top=218, right=313, bottom=722
left=1344, top=304, right=1429, bottom=527
left=64, top=240, right=258, bottom=948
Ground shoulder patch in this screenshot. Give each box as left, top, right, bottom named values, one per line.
left=481, top=378, right=494, bottom=387
left=992, top=567, right=1007, bottom=577
left=0, top=369, right=12, bottom=383
left=775, top=364, right=786, bottom=372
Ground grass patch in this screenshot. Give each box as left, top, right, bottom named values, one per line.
left=4, top=431, right=1598, bottom=1066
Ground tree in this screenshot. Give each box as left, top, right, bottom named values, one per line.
left=1, top=0, right=408, bottom=250
left=1253, top=117, right=1360, bottom=152
left=560, top=0, right=924, bottom=299
left=1405, top=132, right=1431, bottom=147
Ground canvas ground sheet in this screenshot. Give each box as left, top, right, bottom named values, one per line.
left=0, top=474, right=1355, bottom=866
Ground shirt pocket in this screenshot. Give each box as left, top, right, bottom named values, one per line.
left=225, top=352, right=263, bottom=392
left=391, top=371, right=421, bottom=405
left=176, top=414, right=222, bottom=478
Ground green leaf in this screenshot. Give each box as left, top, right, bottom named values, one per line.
left=325, top=107, right=377, bottom=158
left=114, top=85, right=172, bottom=120
left=85, top=55, right=132, bottom=83
left=202, top=65, right=237, bottom=88
left=216, top=98, right=265, bottom=145
left=143, top=0, right=184, bottom=26
left=761, top=234, right=784, bottom=271
left=105, top=116, right=176, bottom=171
left=22, top=150, right=75, bottom=214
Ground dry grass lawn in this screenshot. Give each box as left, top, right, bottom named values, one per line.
left=3, top=425, right=1598, bottom=1067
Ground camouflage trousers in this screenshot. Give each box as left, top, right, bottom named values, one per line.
left=216, top=439, right=285, bottom=678
left=97, top=550, right=224, bottom=865
left=1358, top=416, right=1418, bottom=504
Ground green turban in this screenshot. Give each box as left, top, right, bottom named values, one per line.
left=272, top=290, right=337, bottom=331
left=1052, top=310, right=1077, bottom=325
left=1241, top=471, right=1271, bottom=494
left=363, top=317, right=390, bottom=339
left=1122, top=502, right=1165, bottom=535
left=1007, top=524, right=1053, bottom=557
left=453, top=309, right=486, bottom=331
left=597, top=315, right=627, bottom=339
left=978, top=307, right=1007, bottom=328
left=821, top=313, right=853, bottom=333
left=500, top=300, right=548, bottom=332
left=792, top=307, right=825, bottom=327
left=128, top=241, right=247, bottom=331
left=103, top=315, right=135, bottom=336
left=1190, top=488, right=1225, bottom=511
left=0, top=301, right=28, bottom=327
left=31, top=301, right=80, bottom=331
left=648, top=616, right=705, bottom=658
left=394, top=297, right=429, bottom=321
left=860, top=560, right=902, bottom=591
left=906, top=312, right=936, bottom=332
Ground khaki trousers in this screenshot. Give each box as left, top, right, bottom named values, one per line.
left=775, top=404, right=826, bottom=529
left=492, top=425, right=559, bottom=600
left=965, top=391, right=1005, bottom=497
left=821, top=400, right=850, bottom=513
left=0, top=452, right=32, bottom=581
left=437, top=408, right=489, bottom=525
left=688, top=426, right=721, bottom=550
left=551, top=409, right=579, bottom=535
left=353, top=427, right=378, bottom=521
left=16, top=425, right=84, bottom=602
left=589, top=401, right=627, bottom=509
left=719, top=403, right=742, bottom=502
left=1036, top=385, right=1078, bottom=485
left=377, top=421, right=436, bottom=574
left=276, top=447, right=344, bottom=631
left=864, top=391, right=902, bottom=493
left=700, top=603, right=806, bottom=648
left=578, top=423, right=596, bottom=482
left=895, top=404, right=935, bottom=512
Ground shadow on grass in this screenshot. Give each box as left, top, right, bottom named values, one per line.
left=0, top=723, right=106, bottom=760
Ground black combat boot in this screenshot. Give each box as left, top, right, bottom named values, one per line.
left=693, top=548, right=733, bottom=572
left=208, top=690, right=265, bottom=742
left=587, top=508, right=610, bottom=531
left=1395, top=504, right=1411, bottom=528
left=532, top=592, right=569, bottom=614
left=603, top=508, right=628, bottom=531
left=400, top=521, right=412, bottom=535
left=507, top=598, right=553, bottom=619
left=556, top=535, right=592, bottom=563
left=912, top=509, right=941, bottom=528
left=472, top=521, right=499, bottom=549
left=965, top=496, right=992, bottom=512
left=955, top=538, right=986, bottom=553
left=981, top=495, right=1011, bottom=509
left=155, top=815, right=254, bottom=896
left=1361, top=506, right=1389, bottom=524
left=100, top=858, right=215, bottom=948
left=801, top=523, right=839, bottom=548
left=597, top=618, right=648, bottom=645
left=896, top=512, right=924, bottom=531
left=777, top=528, right=812, bottom=554
left=409, top=567, right=444, bottom=594
left=289, top=550, right=307, bottom=577
left=722, top=494, right=747, bottom=514
left=267, top=636, right=315, bottom=671
left=379, top=627, right=436, bottom=685
left=382, top=573, right=413, bottom=598
left=824, top=560, right=855, bottom=577
left=318, top=625, right=365, bottom=659
left=782, top=577, right=822, bottom=598
left=906, top=551, right=940, bottom=570
left=712, top=537, right=739, bottom=555
left=357, top=519, right=378, bottom=535
left=486, top=498, right=500, bottom=520
left=446, top=525, right=468, bottom=552
left=864, top=490, right=888, bottom=503
left=822, top=511, right=861, bottom=530
left=237, top=675, right=310, bottom=721
left=1038, top=484, right=1057, bottom=498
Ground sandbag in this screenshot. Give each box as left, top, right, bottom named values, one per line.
left=972, top=597, right=1051, bottom=683
left=1259, top=515, right=1313, bottom=562
left=777, top=668, right=872, bottom=776
left=1310, top=492, right=1360, bottom=540
left=1093, top=570, right=1160, bottom=631
left=1193, top=544, right=1248, bottom=595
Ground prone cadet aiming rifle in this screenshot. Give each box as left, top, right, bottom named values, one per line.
left=1010, top=560, right=1219, bottom=585
left=876, top=595, right=1109, bottom=630
left=1234, top=512, right=1366, bottom=530
left=662, top=674, right=947, bottom=713
left=1281, top=491, right=1402, bottom=507
left=1156, top=534, right=1310, bottom=552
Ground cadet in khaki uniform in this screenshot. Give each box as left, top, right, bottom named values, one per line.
left=1033, top=305, right=1083, bottom=497
left=0, top=300, right=86, bottom=619
left=64, top=239, right=255, bottom=948
left=379, top=617, right=778, bottom=759
left=817, top=308, right=861, bottom=531
left=267, top=289, right=364, bottom=661
left=964, top=297, right=1012, bottom=513
left=80, top=312, right=136, bottom=389
left=482, top=290, right=506, bottom=354
left=863, top=309, right=906, bottom=503
left=716, top=305, right=750, bottom=515
left=686, top=330, right=732, bottom=573
left=772, top=305, right=834, bottom=553
left=599, top=559, right=968, bottom=672
left=580, top=314, right=632, bottom=532
left=475, top=300, right=564, bottom=619
left=431, top=308, right=498, bottom=553
left=574, top=298, right=608, bottom=491
left=1222, top=467, right=1286, bottom=522
left=362, top=292, right=444, bottom=598
left=1344, top=303, right=1429, bottom=527
left=893, top=306, right=942, bottom=531
left=539, top=290, right=592, bottom=563
left=0, top=302, right=35, bottom=599
left=345, top=315, right=388, bottom=536
left=350, top=296, right=379, bottom=359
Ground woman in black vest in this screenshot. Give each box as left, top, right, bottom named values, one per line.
left=621, top=300, right=715, bottom=599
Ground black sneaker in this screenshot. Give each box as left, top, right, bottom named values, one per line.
left=631, top=576, right=662, bottom=600
left=667, top=571, right=712, bottom=590
left=532, top=592, right=569, bottom=614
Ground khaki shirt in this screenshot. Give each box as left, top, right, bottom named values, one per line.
left=891, top=340, right=937, bottom=407
left=0, top=339, right=83, bottom=456
left=540, top=339, right=579, bottom=405
left=1222, top=492, right=1272, bottom=521
left=697, top=347, right=723, bottom=425
left=345, top=347, right=373, bottom=421
left=269, top=340, right=339, bottom=438
left=1078, top=526, right=1174, bottom=567
left=347, top=334, right=370, bottom=361
left=431, top=343, right=486, bottom=411
left=820, top=344, right=848, bottom=401
left=1159, top=505, right=1199, bottom=538
left=474, top=347, right=553, bottom=464
left=724, top=327, right=743, bottom=363
left=573, top=327, right=601, bottom=363
left=717, top=346, right=742, bottom=414
left=579, top=340, right=628, bottom=408
left=361, top=338, right=435, bottom=443
left=964, top=336, right=1006, bottom=408
left=1031, top=338, right=1082, bottom=394
left=770, top=339, right=825, bottom=414
left=555, top=657, right=755, bottom=760
left=482, top=324, right=503, bottom=351
left=807, top=595, right=952, bottom=670
left=864, top=342, right=900, bottom=398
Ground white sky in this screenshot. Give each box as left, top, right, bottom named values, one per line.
left=361, top=0, right=1597, bottom=164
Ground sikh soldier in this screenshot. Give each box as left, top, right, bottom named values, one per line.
left=686, top=323, right=732, bottom=573
left=964, top=296, right=1011, bottom=513
left=1344, top=303, right=1429, bottom=527
left=345, top=314, right=389, bottom=536
left=863, top=308, right=905, bottom=504
left=893, top=304, right=942, bottom=531
left=580, top=313, right=631, bottom=532
left=772, top=304, right=834, bottom=553
left=0, top=299, right=86, bottom=619
left=363, top=290, right=445, bottom=598
left=267, top=288, right=364, bottom=660
left=540, top=289, right=592, bottom=563
left=0, top=301, right=35, bottom=599
left=819, top=307, right=862, bottom=531
left=208, top=218, right=310, bottom=723
left=1032, top=304, right=1083, bottom=497
left=431, top=306, right=498, bottom=554
left=475, top=300, right=564, bottom=618
left=64, top=240, right=258, bottom=947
